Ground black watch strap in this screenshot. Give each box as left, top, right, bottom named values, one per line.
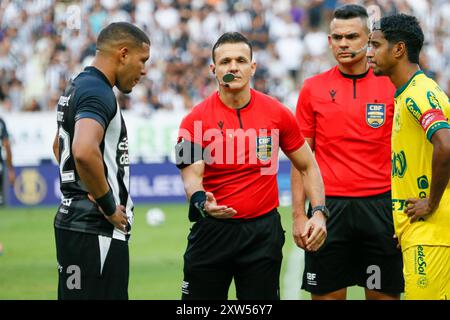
left=311, top=205, right=330, bottom=219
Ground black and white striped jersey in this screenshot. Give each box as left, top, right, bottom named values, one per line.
left=0, top=117, right=9, bottom=164
left=54, top=66, right=133, bottom=241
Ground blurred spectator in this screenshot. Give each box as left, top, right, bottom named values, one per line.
left=0, top=0, right=449, bottom=114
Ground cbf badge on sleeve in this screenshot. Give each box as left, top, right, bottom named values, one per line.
left=256, top=136, right=272, bottom=161
left=366, top=103, right=386, bottom=128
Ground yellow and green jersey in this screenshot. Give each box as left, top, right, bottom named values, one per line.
left=391, top=70, right=450, bottom=251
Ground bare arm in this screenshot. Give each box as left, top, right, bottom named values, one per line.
left=405, top=128, right=450, bottom=221
left=180, top=161, right=236, bottom=219
left=291, top=137, right=315, bottom=218
left=72, top=119, right=110, bottom=198
left=180, top=160, right=205, bottom=200
left=287, top=140, right=326, bottom=251
left=72, top=118, right=128, bottom=232
left=428, top=128, right=450, bottom=210
left=289, top=139, right=324, bottom=210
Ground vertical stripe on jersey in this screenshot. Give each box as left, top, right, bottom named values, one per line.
left=117, top=115, right=134, bottom=228
left=103, top=104, right=126, bottom=241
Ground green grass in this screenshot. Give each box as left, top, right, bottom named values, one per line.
left=0, top=204, right=365, bottom=300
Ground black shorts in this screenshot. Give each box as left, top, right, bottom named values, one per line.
left=302, top=192, right=404, bottom=295
left=54, top=228, right=129, bottom=300
left=182, top=209, right=285, bottom=300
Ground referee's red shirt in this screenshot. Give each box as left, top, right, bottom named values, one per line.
left=296, top=66, right=395, bottom=197
left=179, top=89, right=305, bottom=218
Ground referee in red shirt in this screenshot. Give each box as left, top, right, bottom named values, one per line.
left=292, top=5, right=404, bottom=300
left=175, top=32, right=327, bottom=300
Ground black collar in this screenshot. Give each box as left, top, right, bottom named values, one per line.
left=339, top=68, right=370, bottom=80
left=85, top=66, right=113, bottom=87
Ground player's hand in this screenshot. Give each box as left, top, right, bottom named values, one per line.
left=404, top=198, right=432, bottom=223
left=292, top=213, right=308, bottom=249
left=88, top=193, right=128, bottom=232
left=302, top=211, right=327, bottom=252
left=8, top=170, right=15, bottom=185
left=204, top=191, right=236, bottom=219
left=104, top=205, right=128, bottom=233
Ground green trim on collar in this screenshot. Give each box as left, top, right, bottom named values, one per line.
left=394, top=70, right=424, bottom=98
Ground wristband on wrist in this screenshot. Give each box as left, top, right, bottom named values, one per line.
left=189, top=190, right=207, bottom=222
left=311, top=205, right=330, bottom=219
left=95, top=189, right=116, bottom=216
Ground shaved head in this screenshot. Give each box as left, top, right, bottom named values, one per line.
left=96, top=22, right=150, bottom=52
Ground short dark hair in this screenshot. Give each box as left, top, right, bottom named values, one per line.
left=377, top=14, right=424, bottom=64
left=333, top=4, right=368, bottom=20
left=97, top=22, right=150, bottom=49
left=211, top=32, right=252, bottom=63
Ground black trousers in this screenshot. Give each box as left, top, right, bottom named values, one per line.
left=182, top=209, right=285, bottom=300
left=302, top=192, right=404, bottom=294
left=54, top=228, right=129, bottom=300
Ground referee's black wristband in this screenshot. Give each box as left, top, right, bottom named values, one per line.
left=189, top=190, right=207, bottom=222
left=95, top=189, right=116, bottom=216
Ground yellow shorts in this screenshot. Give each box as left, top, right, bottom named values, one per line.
left=403, top=245, right=450, bottom=300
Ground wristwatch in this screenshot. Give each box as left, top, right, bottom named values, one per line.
left=311, top=205, right=330, bottom=219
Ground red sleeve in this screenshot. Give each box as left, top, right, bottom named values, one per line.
left=177, top=106, right=204, bottom=147
left=295, top=80, right=315, bottom=139
left=279, top=105, right=305, bottom=154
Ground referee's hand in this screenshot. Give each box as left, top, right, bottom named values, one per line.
left=302, top=212, right=327, bottom=252
left=292, top=213, right=308, bottom=249
left=204, top=192, right=237, bottom=219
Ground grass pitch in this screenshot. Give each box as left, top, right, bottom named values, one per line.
left=0, top=204, right=365, bottom=299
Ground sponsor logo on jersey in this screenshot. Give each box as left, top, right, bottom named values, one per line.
left=118, top=137, right=130, bottom=166
left=57, top=111, right=64, bottom=122
left=391, top=150, right=407, bottom=178
left=62, top=197, right=73, bottom=207
left=366, top=103, right=385, bottom=128
left=417, top=175, right=429, bottom=190
left=416, top=245, right=427, bottom=276
left=58, top=95, right=71, bottom=107
left=416, top=246, right=428, bottom=287
left=392, top=198, right=406, bottom=212
left=256, top=136, right=272, bottom=161
left=427, top=91, right=442, bottom=110
left=405, top=97, right=422, bottom=121
left=329, top=89, right=337, bottom=101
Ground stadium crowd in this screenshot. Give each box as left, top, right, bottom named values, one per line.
left=0, top=0, right=449, bottom=115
